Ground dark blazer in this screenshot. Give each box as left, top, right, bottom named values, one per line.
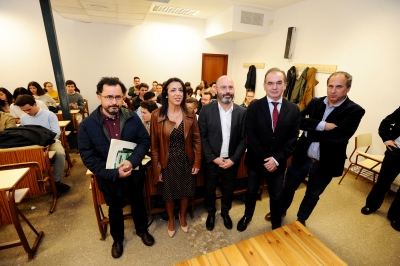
left=292, top=96, right=365, bottom=177
left=379, top=106, right=400, bottom=142
left=245, top=96, right=300, bottom=174
left=198, top=101, right=247, bottom=165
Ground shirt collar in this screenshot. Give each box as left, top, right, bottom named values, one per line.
left=324, top=96, right=347, bottom=108
left=266, top=96, right=283, bottom=104
left=217, top=102, right=233, bottom=113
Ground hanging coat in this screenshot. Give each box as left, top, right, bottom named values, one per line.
left=290, top=67, right=309, bottom=104
left=283, top=66, right=296, bottom=100
left=245, top=65, right=256, bottom=90
left=299, top=67, right=319, bottom=110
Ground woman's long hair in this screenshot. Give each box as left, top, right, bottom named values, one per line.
left=159, top=77, right=188, bottom=117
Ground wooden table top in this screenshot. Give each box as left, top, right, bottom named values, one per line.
left=174, top=222, right=347, bottom=266
left=0, top=168, right=30, bottom=191
left=57, top=110, right=80, bottom=114
left=58, top=120, right=71, bottom=127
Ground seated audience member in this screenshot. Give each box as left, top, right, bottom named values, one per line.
left=186, top=87, right=194, bottom=99
left=136, top=91, right=161, bottom=119
left=10, top=87, right=49, bottom=122
left=209, top=82, right=217, bottom=99
left=122, top=95, right=132, bottom=110
left=28, top=81, right=57, bottom=108
left=140, top=100, right=158, bottom=134
left=155, top=83, right=163, bottom=96
left=132, top=83, right=149, bottom=111
left=66, top=80, right=85, bottom=124
left=151, top=81, right=158, bottom=92
left=0, top=111, right=16, bottom=131
left=0, top=87, right=14, bottom=113
left=186, top=97, right=199, bottom=119
left=128, top=76, right=140, bottom=98
left=197, top=91, right=212, bottom=114
left=200, top=79, right=208, bottom=90
left=44, top=81, right=59, bottom=103
left=185, top=82, right=191, bottom=88
left=194, top=85, right=202, bottom=101
left=240, top=89, right=255, bottom=109
left=14, top=95, right=69, bottom=195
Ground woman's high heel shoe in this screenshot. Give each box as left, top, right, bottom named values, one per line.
left=178, top=212, right=189, bottom=233
left=168, top=218, right=175, bottom=238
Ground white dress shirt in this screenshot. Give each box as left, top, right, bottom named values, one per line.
left=218, top=102, right=233, bottom=158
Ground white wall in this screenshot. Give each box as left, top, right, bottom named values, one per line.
left=232, top=0, right=400, bottom=161
left=0, top=0, right=235, bottom=113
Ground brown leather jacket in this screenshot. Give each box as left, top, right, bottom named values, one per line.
left=150, top=108, right=202, bottom=184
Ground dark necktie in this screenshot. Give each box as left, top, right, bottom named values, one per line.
left=272, top=102, right=279, bottom=131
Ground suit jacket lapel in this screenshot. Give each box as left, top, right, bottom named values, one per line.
left=260, top=97, right=272, bottom=129
left=275, top=98, right=289, bottom=131
left=212, top=101, right=222, bottom=138
left=326, top=97, right=350, bottom=120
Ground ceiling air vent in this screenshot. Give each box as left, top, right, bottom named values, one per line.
left=241, top=11, right=264, bottom=26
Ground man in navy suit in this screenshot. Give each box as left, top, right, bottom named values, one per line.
left=277, top=71, right=365, bottom=226
left=237, top=68, right=300, bottom=231
left=361, top=107, right=400, bottom=232
left=199, top=76, right=247, bottom=231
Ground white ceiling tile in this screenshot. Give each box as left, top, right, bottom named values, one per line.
left=117, top=0, right=152, bottom=7
left=59, top=13, right=91, bottom=21
left=89, top=16, right=119, bottom=23
left=117, top=18, right=143, bottom=25
left=117, top=13, right=145, bottom=19
left=50, top=0, right=83, bottom=8
left=79, top=1, right=117, bottom=11
left=117, top=5, right=149, bottom=13
left=52, top=5, right=88, bottom=15
left=86, top=10, right=117, bottom=17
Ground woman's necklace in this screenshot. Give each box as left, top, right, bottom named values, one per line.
left=167, top=108, right=182, bottom=118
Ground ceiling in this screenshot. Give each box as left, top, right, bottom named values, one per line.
left=38, top=0, right=304, bottom=26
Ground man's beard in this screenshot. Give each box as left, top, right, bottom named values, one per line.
left=220, top=94, right=233, bottom=104
left=105, top=105, right=120, bottom=115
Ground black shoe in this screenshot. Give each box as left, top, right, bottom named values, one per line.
left=206, top=214, right=215, bottom=231
left=221, top=214, right=233, bottom=229
left=265, top=211, right=287, bottom=221
left=271, top=224, right=281, bottom=230
left=111, top=240, right=123, bottom=258
left=361, top=206, right=376, bottom=215
left=55, top=182, right=70, bottom=192
left=297, top=219, right=306, bottom=227
left=237, top=216, right=252, bottom=232
left=136, top=231, right=155, bottom=246
left=390, top=220, right=400, bottom=232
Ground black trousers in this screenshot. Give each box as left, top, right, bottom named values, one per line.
left=107, top=172, right=148, bottom=241
left=282, top=160, right=333, bottom=221
left=244, top=169, right=284, bottom=228
left=366, top=147, right=400, bottom=220
left=204, top=161, right=238, bottom=215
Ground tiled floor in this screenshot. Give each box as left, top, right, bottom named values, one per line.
left=1, top=154, right=399, bottom=265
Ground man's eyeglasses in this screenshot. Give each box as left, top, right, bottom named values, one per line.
left=99, top=95, right=123, bottom=101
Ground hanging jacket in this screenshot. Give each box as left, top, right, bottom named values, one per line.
left=245, top=65, right=256, bottom=90
left=283, top=66, right=297, bottom=100
left=290, top=67, right=309, bottom=104
left=0, top=125, right=56, bottom=148
left=299, top=67, right=319, bottom=110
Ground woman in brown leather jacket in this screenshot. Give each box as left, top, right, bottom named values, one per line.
left=150, top=77, right=202, bottom=238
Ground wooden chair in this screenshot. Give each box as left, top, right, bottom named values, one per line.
left=0, top=146, right=58, bottom=213
left=82, top=99, right=89, bottom=118
left=338, top=133, right=382, bottom=185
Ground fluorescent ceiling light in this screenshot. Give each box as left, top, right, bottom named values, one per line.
left=153, top=5, right=200, bottom=16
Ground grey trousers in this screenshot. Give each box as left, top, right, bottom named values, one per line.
left=50, top=141, right=65, bottom=182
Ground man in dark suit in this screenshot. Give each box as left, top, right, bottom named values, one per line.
left=198, top=75, right=247, bottom=231
left=276, top=71, right=365, bottom=226
left=361, top=107, right=400, bottom=232
left=237, top=68, right=300, bottom=231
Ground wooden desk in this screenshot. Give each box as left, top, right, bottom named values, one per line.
left=174, top=222, right=347, bottom=266
left=356, top=151, right=384, bottom=164
left=0, top=168, right=44, bottom=260
left=58, top=120, right=76, bottom=176
left=57, top=109, right=80, bottom=132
